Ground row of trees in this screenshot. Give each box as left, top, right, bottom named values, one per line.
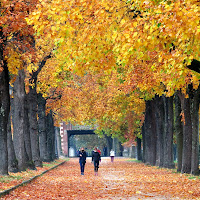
left=0, top=0, right=59, bottom=175
left=0, top=0, right=199, bottom=175
left=141, top=86, right=200, bottom=175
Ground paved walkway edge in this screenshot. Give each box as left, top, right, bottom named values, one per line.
left=0, top=160, right=67, bottom=198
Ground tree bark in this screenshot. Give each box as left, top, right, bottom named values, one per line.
left=38, top=93, right=50, bottom=162
left=55, top=127, right=61, bottom=158
left=24, top=94, right=35, bottom=169
left=191, top=86, right=200, bottom=175
left=136, top=137, right=142, bottom=161
left=163, top=96, right=175, bottom=169
left=142, top=125, right=146, bottom=163
left=0, top=30, right=9, bottom=175
left=28, top=86, right=42, bottom=167
left=46, top=111, right=56, bottom=161
left=105, top=135, right=113, bottom=155
left=143, top=100, right=157, bottom=166
left=7, top=113, right=18, bottom=173
left=179, top=93, right=192, bottom=173
left=27, top=53, right=51, bottom=166
left=12, top=69, right=27, bottom=171
left=174, top=93, right=183, bottom=172
left=155, top=95, right=165, bottom=167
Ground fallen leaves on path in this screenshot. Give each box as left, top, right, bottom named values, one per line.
left=0, top=159, right=67, bottom=192
left=2, top=157, right=200, bottom=199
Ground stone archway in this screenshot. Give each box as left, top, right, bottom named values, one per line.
left=60, top=122, right=95, bottom=156
left=60, top=122, right=121, bottom=157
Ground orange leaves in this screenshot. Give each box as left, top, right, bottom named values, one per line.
left=0, top=159, right=66, bottom=194
left=3, top=158, right=200, bottom=199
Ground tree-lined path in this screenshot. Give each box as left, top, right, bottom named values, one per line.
left=2, top=158, right=200, bottom=200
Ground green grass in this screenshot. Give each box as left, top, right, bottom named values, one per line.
left=188, top=176, right=196, bottom=180
left=126, top=158, right=142, bottom=163
left=43, top=158, right=69, bottom=168
left=0, top=175, right=23, bottom=183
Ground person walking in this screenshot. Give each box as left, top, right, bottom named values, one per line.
left=97, top=147, right=101, bottom=155
left=110, top=149, right=115, bottom=162
left=78, top=147, right=87, bottom=175
left=92, top=147, right=101, bottom=176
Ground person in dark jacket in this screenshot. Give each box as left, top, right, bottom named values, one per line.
left=92, top=147, right=101, bottom=176
left=78, top=147, right=87, bottom=175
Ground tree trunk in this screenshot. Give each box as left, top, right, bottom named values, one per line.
left=38, top=93, right=50, bottom=162
left=143, top=100, right=157, bottom=166
left=155, top=95, right=165, bottom=167
left=163, top=96, right=175, bottom=169
left=24, top=94, right=35, bottom=170
left=55, top=127, right=61, bottom=158
left=0, top=31, right=9, bottom=175
left=118, top=141, right=123, bottom=156
left=142, top=125, right=146, bottom=163
left=105, top=135, right=113, bottom=155
left=46, top=111, right=56, bottom=161
left=191, top=87, right=200, bottom=175
left=12, top=69, right=27, bottom=171
left=136, top=137, right=142, bottom=161
left=179, top=94, right=192, bottom=173
left=28, top=86, right=42, bottom=167
left=7, top=113, right=18, bottom=173
left=174, top=93, right=183, bottom=172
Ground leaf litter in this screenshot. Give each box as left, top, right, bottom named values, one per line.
left=2, top=157, right=200, bottom=199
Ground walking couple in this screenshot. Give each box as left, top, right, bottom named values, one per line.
left=78, top=147, right=101, bottom=176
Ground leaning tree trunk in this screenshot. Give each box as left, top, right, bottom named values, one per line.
left=191, top=86, right=200, bottom=175
left=163, top=96, right=175, bottom=169
left=179, top=93, right=192, bottom=174
left=12, top=69, right=28, bottom=171
left=38, top=93, right=50, bottom=162
left=174, top=93, right=183, bottom=172
left=7, top=113, right=18, bottom=173
left=27, top=53, right=51, bottom=166
left=28, top=86, right=42, bottom=167
left=155, top=95, right=165, bottom=167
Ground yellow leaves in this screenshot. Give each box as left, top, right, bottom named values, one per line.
left=51, top=26, right=56, bottom=31
left=24, top=0, right=200, bottom=132
left=6, top=48, right=23, bottom=75
left=112, top=31, right=118, bottom=40
left=120, top=19, right=126, bottom=25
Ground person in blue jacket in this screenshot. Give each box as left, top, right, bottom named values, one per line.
left=78, top=147, right=87, bottom=175
left=92, top=147, right=101, bottom=176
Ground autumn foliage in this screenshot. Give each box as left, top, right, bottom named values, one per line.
left=21, top=0, right=199, bottom=142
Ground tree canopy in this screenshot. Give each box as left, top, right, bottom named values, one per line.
left=23, top=0, right=200, bottom=141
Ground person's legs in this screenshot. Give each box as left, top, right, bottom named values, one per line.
left=82, top=163, right=85, bottom=174
left=94, top=161, right=99, bottom=175
left=80, top=163, right=85, bottom=175
left=94, top=162, right=97, bottom=175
